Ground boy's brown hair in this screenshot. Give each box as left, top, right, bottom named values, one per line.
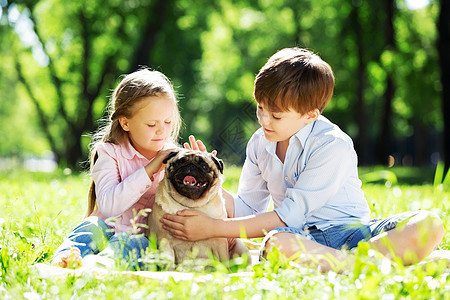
left=254, top=47, right=335, bottom=114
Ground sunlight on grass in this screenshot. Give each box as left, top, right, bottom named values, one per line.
left=0, top=167, right=448, bottom=299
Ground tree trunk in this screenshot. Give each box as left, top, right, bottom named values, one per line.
left=375, top=0, right=396, bottom=165
left=414, top=122, right=427, bottom=166
left=64, top=132, right=83, bottom=168
left=438, top=0, right=450, bottom=172
left=377, top=77, right=394, bottom=165
left=128, top=0, right=171, bottom=72
left=352, top=5, right=368, bottom=165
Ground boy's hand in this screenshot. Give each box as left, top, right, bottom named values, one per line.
left=184, top=135, right=217, bottom=156
left=161, top=210, right=218, bottom=241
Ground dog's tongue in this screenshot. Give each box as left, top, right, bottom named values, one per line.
left=183, top=175, right=197, bottom=186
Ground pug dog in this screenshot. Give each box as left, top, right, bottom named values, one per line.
left=148, top=149, right=228, bottom=265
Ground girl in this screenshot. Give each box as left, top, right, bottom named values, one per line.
left=52, top=68, right=181, bottom=269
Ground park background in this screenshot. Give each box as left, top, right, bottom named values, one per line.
left=1, top=1, right=450, bottom=298
left=0, top=0, right=449, bottom=173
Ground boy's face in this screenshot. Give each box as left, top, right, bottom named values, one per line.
left=256, top=103, right=317, bottom=144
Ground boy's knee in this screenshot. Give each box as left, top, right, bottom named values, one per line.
left=417, top=211, right=444, bottom=243
left=264, top=232, right=284, bottom=250
left=263, top=232, right=304, bottom=258
left=411, top=210, right=443, bottom=232
left=402, top=210, right=444, bottom=261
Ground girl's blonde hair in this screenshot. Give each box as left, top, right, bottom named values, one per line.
left=86, top=68, right=181, bottom=216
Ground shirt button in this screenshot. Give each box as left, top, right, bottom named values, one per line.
left=285, top=177, right=288, bottom=180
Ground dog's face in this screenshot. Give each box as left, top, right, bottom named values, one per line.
left=163, top=149, right=223, bottom=201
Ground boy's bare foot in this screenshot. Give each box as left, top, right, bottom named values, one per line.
left=53, top=248, right=82, bottom=268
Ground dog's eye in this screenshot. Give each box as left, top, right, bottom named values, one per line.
left=200, top=162, right=209, bottom=170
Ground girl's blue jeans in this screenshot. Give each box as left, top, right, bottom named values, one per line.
left=53, top=216, right=149, bottom=269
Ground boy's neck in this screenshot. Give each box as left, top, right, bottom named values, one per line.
left=276, top=140, right=289, bottom=163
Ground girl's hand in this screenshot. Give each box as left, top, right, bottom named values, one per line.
left=161, top=210, right=218, bottom=241
left=184, top=135, right=217, bottom=156
left=144, top=148, right=179, bottom=180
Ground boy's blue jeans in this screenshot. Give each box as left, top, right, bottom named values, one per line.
left=53, top=216, right=149, bottom=269
left=261, top=210, right=421, bottom=257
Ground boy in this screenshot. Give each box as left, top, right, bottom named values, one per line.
left=161, top=47, right=444, bottom=271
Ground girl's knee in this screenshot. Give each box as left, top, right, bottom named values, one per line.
left=130, top=234, right=150, bottom=250
left=77, top=216, right=110, bottom=233
left=111, top=233, right=149, bottom=253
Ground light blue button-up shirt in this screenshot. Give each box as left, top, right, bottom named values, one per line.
left=234, top=115, right=371, bottom=230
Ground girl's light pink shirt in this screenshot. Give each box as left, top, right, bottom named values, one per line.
left=90, top=140, right=166, bottom=234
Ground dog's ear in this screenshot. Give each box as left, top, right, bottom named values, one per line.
left=163, top=151, right=179, bottom=164
left=211, top=155, right=224, bottom=174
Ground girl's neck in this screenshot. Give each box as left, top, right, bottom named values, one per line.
left=128, top=139, right=159, bottom=160
left=141, top=150, right=159, bottom=160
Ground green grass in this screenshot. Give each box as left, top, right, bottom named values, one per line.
left=359, top=166, right=437, bottom=185
left=0, top=166, right=449, bottom=299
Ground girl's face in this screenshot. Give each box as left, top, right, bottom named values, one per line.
left=119, top=95, right=175, bottom=159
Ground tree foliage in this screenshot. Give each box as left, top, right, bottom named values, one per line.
left=0, top=0, right=445, bottom=168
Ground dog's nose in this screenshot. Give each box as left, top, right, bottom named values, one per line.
left=184, top=164, right=198, bottom=173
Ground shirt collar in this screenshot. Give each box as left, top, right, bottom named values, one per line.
left=120, top=138, right=147, bottom=160
left=120, top=138, right=175, bottom=160
left=292, top=118, right=317, bottom=148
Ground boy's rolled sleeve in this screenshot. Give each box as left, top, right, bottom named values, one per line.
left=274, top=198, right=305, bottom=228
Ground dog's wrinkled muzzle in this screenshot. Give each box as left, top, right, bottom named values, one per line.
left=169, top=162, right=212, bottom=200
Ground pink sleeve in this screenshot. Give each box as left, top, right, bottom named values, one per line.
left=92, top=144, right=153, bottom=217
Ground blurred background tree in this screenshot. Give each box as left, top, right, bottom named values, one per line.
left=0, top=0, right=446, bottom=170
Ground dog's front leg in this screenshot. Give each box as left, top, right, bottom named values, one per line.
left=158, top=237, right=175, bottom=267
left=215, top=238, right=229, bottom=262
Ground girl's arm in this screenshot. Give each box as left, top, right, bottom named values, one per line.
left=93, top=144, right=175, bottom=217
left=144, top=148, right=177, bottom=179
left=161, top=210, right=285, bottom=241
left=93, top=145, right=151, bottom=217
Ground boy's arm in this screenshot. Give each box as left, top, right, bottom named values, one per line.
left=161, top=210, right=285, bottom=241
left=233, top=132, right=272, bottom=217
left=221, top=188, right=235, bottom=218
